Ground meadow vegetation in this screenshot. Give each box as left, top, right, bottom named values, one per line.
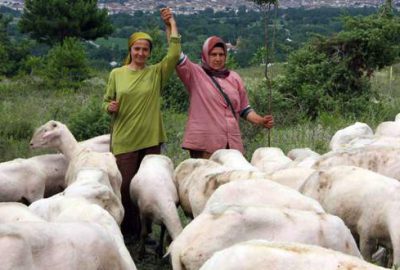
left=1, top=62, right=399, bottom=163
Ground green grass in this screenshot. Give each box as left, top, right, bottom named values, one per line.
left=1, top=64, right=400, bottom=161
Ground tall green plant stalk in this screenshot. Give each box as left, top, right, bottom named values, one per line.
left=248, top=0, right=279, bottom=146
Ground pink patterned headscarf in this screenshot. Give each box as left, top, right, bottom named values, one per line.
left=201, top=36, right=230, bottom=78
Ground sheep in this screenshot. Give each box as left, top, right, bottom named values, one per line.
left=30, top=120, right=123, bottom=221
left=174, top=158, right=270, bottom=217
left=0, top=133, right=111, bottom=204
left=62, top=168, right=124, bottom=224
left=251, top=147, right=292, bottom=173
left=286, top=148, right=320, bottom=168
left=329, top=122, right=374, bottom=151
left=0, top=154, right=67, bottom=204
left=25, top=167, right=123, bottom=225
left=168, top=204, right=361, bottom=270
left=287, top=147, right=320, bottom=161
left=0, top=221, right=132, bottom=270
left=29, top=196, right=136, bottom=270
left=130, top=154, right=183, bottom=257
left=200, top=240, right=387, bottom=270
left=210, top=149, right=257, bottom=171
left=267, top=167, right=316, bottom=190
left=79, top=134, right=110, bottom=153
left=0, top=202, right=44, bottom=222
left=174, top=158, right=227, bottom=217
left=203, top=179, right=325, bottom=214
left=313, top=146, right=400, bottom=181
left=375, top=121, right=400, bottom=137
left=29, top=120, right=122, bottom=208
left=300, top=165, right=400, bottom=266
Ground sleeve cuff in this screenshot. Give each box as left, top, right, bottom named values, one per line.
left=170, top=35, right=181, bottom=43
left=240, top=106, right=253, bottom=119
left=177, top=52, right=186, bottom=66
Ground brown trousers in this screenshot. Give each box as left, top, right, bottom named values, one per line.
left=189, top=149, right=212, bottom=159
left=115, top=145, right=161, bottom=239
left=189, top=144, right=230, bottom=159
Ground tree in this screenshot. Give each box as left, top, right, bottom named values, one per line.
left=277, top=4, right=400, bottom=119
left=19, top=0, right=113, bottom=45
left=45, top=37, right=91, bottom=86
left=0, top=13, right=30, bottom=77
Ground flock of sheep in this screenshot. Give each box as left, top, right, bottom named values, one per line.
left=1, top=114, right=400, bottom=269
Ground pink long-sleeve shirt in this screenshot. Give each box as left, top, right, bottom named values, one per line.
left=176, top=55, right=250, bottom=154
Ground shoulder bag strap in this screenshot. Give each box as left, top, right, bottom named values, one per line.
left=208, top=75, right=237, bottom=119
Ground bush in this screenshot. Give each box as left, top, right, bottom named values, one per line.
left=161, top=74, right=188, bottom=113
left=246, top=77, right=307, bottom=126
left=45, top=37, right=91, bottom=88
left=68, top=97, right=111, bottom=141
left=0, top=118, right=33, bottom=140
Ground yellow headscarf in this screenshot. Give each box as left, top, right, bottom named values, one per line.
left=124, top=32, right=153, bottom=65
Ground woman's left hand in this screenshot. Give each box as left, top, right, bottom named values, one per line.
left=160, top=7, right=173, bottom=25
left=262, top=115, right=274, bottom=129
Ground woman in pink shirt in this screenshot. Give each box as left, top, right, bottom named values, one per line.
left=163, top=12, right=274, bottom=159
left=177, top=36, right=274, bottom=158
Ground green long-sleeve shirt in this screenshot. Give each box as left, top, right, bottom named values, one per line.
left=103, top=36, right=181, bottom=155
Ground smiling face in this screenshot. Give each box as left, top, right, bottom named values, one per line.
left=208, top=46, right=226, bottom=70
left=130, top=39, right=151, bottom=68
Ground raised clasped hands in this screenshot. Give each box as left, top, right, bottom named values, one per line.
left=160, top=7, right=174, bottom=26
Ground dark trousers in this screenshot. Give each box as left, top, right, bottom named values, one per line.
left=189, top=149, right=212, bottom=159
left=189, top=143, right=230, bottom=159
left=115, top=145, right=161, bottom=239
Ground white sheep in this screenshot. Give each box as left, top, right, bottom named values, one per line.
left=300, top=165, right=400, bottom=266
left=0, top=202, right=44, bottom=222
left=210, top=149, right=258, bottom=171
left=267, top=167, right=316, bottom=190
left=30, top=121, right=121, bottom=197
left=287, top=147, right=320, bottom=161
left=200, top=240, right=387, bottom=270
left=174, top=158, right=227, bottom=217
left=168, top=204, right=361, bottom=270
left=174, top=158, right=270, bottom=217
left=203, top=179, right=325, bottom=214
left=61, top=169, right=124, bottom=224
left=29, top=196, right=136, bottom=270
left=79, top=134, right=110, bottom=153
left=29, top=121, right=123, bottom=220
left=0, top=154, right=67, bottom=204
left=313, top=146, right=400, bottom=181
left=0, top=133, right=111, bottom=204
left=286, top=148, right=320, bottom=168
left=0, top=221, right=132, bottom=270
left=251, top=147, right=292, bottom=173
left=130, top=154, right=183, bottom=257
left=329, top=122, right=374, bottom=151
left=375, top=121, right=400, bottom=137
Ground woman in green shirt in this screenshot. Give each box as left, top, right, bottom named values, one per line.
left=102, top=8, right=181, bottom=240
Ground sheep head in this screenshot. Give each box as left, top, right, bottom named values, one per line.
left=30, top=120, right=64, bottom=150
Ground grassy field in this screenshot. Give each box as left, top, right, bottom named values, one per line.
left=1, top=64, right=400, bottom=269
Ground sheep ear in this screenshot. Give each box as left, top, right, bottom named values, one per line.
left=42, top=129, right=60, bottom=140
